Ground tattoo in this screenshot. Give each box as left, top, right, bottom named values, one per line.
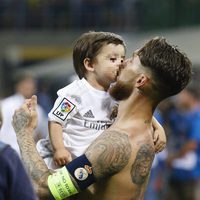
left=12, top=109, right=29, bottom=133
left=144, top=120, right=151, bottom=124
left=131, top=144, right=154, bottom=185
left=85, top=130, right=132, bottom=179
left=18, top=129, right=52, bottom=199
left=110, top=105, right=118, bottom=120
left=13, top=108, right=53, bottom=199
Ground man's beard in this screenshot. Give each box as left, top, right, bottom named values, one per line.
left=109, top=80, right=134, bottom=101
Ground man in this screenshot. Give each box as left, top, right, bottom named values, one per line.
left=167, top=82, right=200, bottom=200
left=12, top=37, right=192, bottom=200
left=0, top=71, right=48, bottom=155
left=0, top=104, right=37, bottom=200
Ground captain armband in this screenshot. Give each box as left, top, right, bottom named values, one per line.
left=48, top=154, right=95, bottom=200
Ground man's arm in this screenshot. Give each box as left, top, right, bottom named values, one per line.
left=12, top=96, right=53, bottom=200
left=85, top=130, right=132, bottom=178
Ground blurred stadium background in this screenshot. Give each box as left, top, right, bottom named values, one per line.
left=0, top=1, right=200, bottom=200
left=0, top=0, right=200, bottom=98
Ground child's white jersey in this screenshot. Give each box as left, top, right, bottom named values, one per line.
left=37, top=78, right=117, bottom=161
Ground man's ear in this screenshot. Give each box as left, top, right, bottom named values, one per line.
left=135, top=74, right=149, bottom=88
left=83, top=58, right=94, bottom=72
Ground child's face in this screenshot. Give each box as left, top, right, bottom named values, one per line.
left=92, top=43, right=125, bottom=90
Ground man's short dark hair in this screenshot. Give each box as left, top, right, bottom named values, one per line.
left=137, top=37, right=192, bottom=99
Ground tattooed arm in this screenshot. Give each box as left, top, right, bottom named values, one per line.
left=85, top=130, right=132, bottom=178
left=12, top=95, right=53, bottom=200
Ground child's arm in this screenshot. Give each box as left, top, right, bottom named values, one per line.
left=152, top=117, right=166, bottom=153
left=49, top=121, right=72, bottom=166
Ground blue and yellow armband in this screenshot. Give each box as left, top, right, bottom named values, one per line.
left=48, top=154, right=95, bottom=200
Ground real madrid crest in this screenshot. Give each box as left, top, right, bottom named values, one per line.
left=74, top=168, right=88, bottom=181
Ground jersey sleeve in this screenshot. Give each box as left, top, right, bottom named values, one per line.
left=48, top=95, right=78, bottom=126
left=0, top=147, right=37, bottom=200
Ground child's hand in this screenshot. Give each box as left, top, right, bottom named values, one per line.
left=152, top=117, right=166, bottom=153
left=53, top=148, right=72, bottom=166
left=153, top=125, right=166, bottom=153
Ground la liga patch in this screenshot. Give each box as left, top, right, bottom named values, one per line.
left=53, top=98, right=76, bottom=121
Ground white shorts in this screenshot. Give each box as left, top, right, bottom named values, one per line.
left=36, top=139, right=58, bottom=170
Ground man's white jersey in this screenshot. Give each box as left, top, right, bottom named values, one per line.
left=37, top=78, right=117, bottom=160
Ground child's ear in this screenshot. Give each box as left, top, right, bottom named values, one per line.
left=135, top=74, right=149, bottom=88
left=83, top=58, right=94, bottom=72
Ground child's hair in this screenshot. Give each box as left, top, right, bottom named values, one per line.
left=73, top=31, right=126, bottom=79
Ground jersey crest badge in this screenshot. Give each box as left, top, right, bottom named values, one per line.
left=74, top=168, right=88, bottom=181
left=53, top=98, right=75, bottom=121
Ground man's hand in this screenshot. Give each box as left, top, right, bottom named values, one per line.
left=12, top=95, right=38, bottom=135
